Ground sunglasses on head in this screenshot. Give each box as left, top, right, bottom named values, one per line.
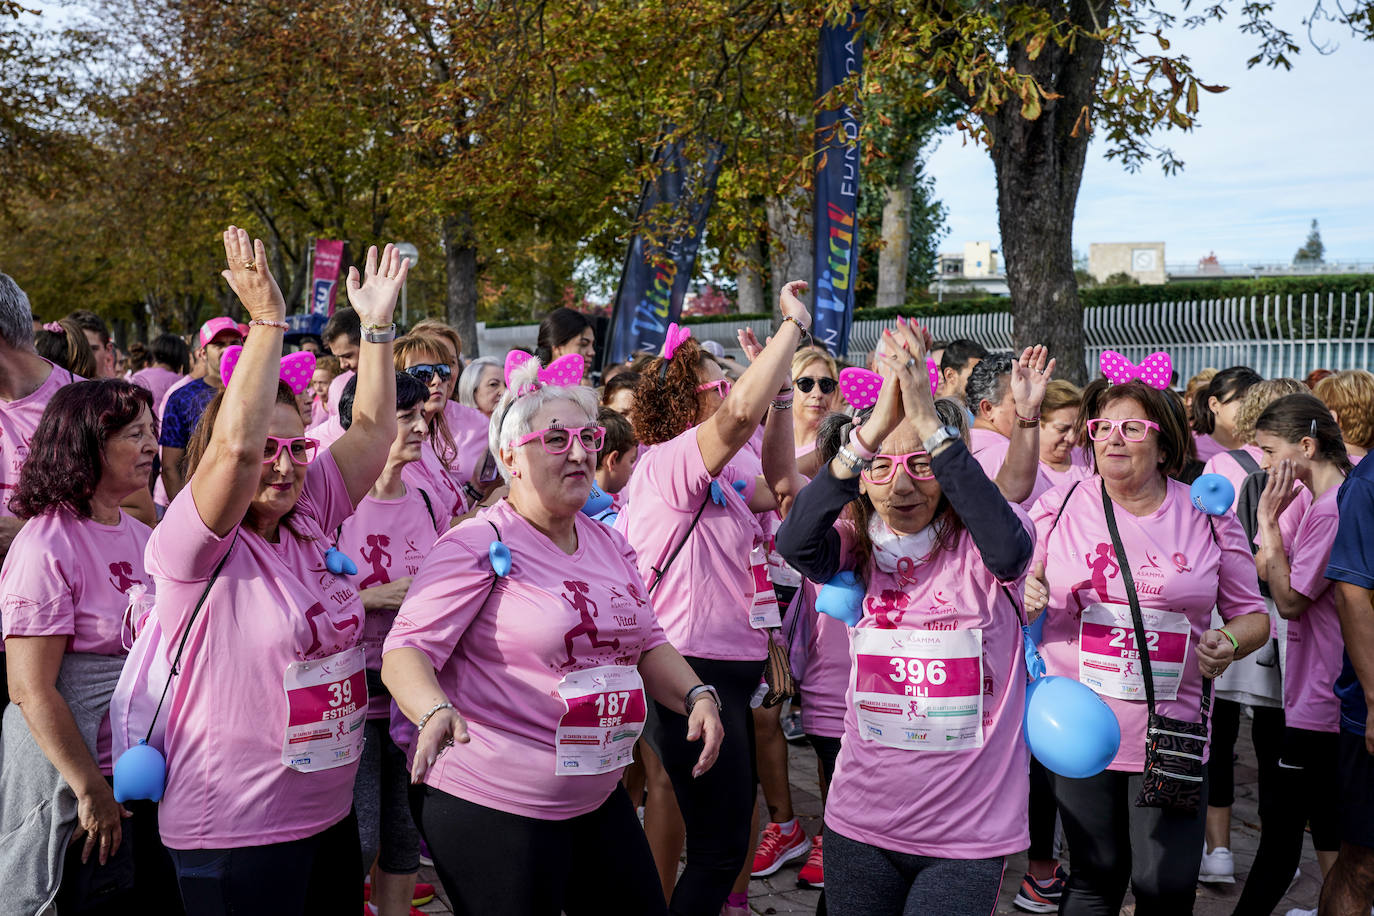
left=405, top=363, right=452, bottom=384
left=795, top=376, right=837, bottom=395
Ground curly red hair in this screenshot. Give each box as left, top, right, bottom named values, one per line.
left=630, top=338, right=710, bottom=446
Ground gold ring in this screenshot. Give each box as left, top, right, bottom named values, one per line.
left=243, top=259, right=257, bottom=272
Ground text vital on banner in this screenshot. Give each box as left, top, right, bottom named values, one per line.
left=311, top=239, right=345, bottom=317
left=812, top=11, right=865, bottom=357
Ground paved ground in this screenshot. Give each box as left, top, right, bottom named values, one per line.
left=414, top=708, right=1321, bottom=915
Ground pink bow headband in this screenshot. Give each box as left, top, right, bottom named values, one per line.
left=837, top=359, right=939, bottom=410
left=504, top=350, right=585, bottom=397
left=658, top=323, right=691, bottom=378
left=220, top=346, right=316, bottom=395
left=42, top=321, right=63, bottom=334
left=1100, top=350, right=1172, bottom=389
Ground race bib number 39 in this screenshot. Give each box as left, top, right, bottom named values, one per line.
left=281, top=646, right=367, bottom=773
left=554, top=665, right=646, bottom=776
left=1078, top=602, right=1190, bottom=701
left=851, top=628, right=984, bottom=751
left=749, top=546, right=782, bottom=630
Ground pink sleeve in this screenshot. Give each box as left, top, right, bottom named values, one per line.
left=382, top=526, right=494, bottom=671
left=1213, top=513, right=1267, bottom=622
left=643, top=428, right=714, bottom=513
left=1289, top=510, right=1339, bottom=603
left=613, top=529, right=668, bottom=651
left=147, top=485, right=234, bottom=583
left=298, top=448, right=355, bottom=533
left=0, top=524, right=75, bottom=639
left=1029, top=485, right=1070, bottom=570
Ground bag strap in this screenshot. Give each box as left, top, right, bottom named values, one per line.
left=143, top=539, right=235, bottom=743
left=1101, top=482, right=1211, bottom=724
left=418, top=487, right=437, bottom=531
left=647, top=489, right=712, bottom=596
left=1228, top=448, right=1261, bottom=476
left=1047, top=480, right=1083, bottom=538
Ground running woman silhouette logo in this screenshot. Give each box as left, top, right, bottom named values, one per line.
left=559, top=580, right=619, bottom=667
left=1069, top=543, right=1119, bottom=609
left=358, top=534, right=393, bottom=589
left=108, top=561, right=143, bottom=594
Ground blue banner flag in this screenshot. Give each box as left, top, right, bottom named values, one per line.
left=607, top=136, right=724, bottom=366
left=812, top=12, right=864, bottom=356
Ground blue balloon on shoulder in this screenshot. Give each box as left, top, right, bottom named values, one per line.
left=1023, top=675, right=1121, bottom=779
left=489, top=541, right=512, bottom=578
left=1190, top=472, right=1235, bottom=516
left=113, top=739, right=166, bottom=803
left=582, top=483, right=614, bottom=518
left=325, top=547, right=357, bottom=576
left=815, top=570, right=864, bottom=626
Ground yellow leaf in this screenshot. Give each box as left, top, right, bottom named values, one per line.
left=1026, top=34, right=1046, bottom=60
left=1021, top=90, right=1042, bottom=120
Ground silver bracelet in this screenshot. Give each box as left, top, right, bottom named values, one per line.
left=835, top=443, right=871, bottom=473
left=685, top=684, right=722, bottom=712
left=362, top=323, right=397, bottom=344
left=771, top=398, right=794, bottom=411
left=416, top=701, right=454, bottom=731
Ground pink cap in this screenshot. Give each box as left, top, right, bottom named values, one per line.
left=199, top=316, right=242, bottom=348
left=236, top=322, right=250, bottom=338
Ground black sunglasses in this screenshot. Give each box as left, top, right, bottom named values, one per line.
left=795, top=376, right=837, bottom=395
left=405, top=363, right=452, bottom=384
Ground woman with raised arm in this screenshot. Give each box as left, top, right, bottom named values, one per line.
left=143, top=227, right=405, bottom=913
left=775, top=319, right=1040, bottom=916
left=615, top=282, right=811, bottom=916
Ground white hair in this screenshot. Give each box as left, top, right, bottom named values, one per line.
left=489, top=358, right=598, bottom=484
left=458, top=356, right=502, bottom=409
left=0, top=272, right=35, bottom=350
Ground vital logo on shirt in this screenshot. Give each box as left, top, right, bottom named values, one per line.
left=557, top=580, right=622, bottom=670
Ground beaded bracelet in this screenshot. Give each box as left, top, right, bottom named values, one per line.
left=417, top=701, right=455, bottom=731
left=249, top=318, right=289, bottom=331
left=779, top=315, right=808, bottom=336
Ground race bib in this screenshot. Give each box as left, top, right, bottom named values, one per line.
left=554, top=665, right=646, bottom=776
left=1078, top=602, right=1190, bottom=701
left=852, top=628, right=984, bottom=751
left=280, top=646, right=367, bottom=773
left=749, top=545, right=782, bottom=629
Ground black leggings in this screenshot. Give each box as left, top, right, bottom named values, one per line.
left=807, top=733, right=842, bottom=789
left=1231, top=727, right=1341, bottom=916
left=1028, top=758, right=1059, bottom=861
left=1052, top=769, right=1208, bottom=915
left=168, top=810, right=360, bottom=916
left=1208, top=699, right=1284, bottom=809
left=56, top=799, right=183, bottom=915
left=647, top=655, right=762, bottom=916
left=412, top=783, right=666, bottom=916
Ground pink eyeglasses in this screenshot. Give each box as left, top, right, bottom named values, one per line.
left=262, top=436, right=320, bottom=466
left=861, top=450, right=936, bottom=485
left=1086, top=418, right=1160, bottom=442
left=696, top=379, right=731, bottom=399
left=513, top=425, right=606, bottom=455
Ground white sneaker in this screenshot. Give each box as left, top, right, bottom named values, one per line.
left=1198, top=845, right=1236, bottom=885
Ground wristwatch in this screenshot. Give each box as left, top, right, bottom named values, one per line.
left=685, top=684, right=722, bottom=712
left=922, top=424, right=960, bottom=455
left=834, top=443, right=870, bottom=474
left=362, top=323, right=397, bottom=344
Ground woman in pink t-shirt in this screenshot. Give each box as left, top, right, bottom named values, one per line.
left=776, top=319, right=1047, bottom=914
left=1, top=379, right=181, bottom=911
left=1190, top=366, right=1261, bottom=464
left=1025, top=376, right=1270, bottom=915
left=381, top=357, right=723, bottom=915
left=144, top=229, right=407, bottom=913
left=1039, top=379, right=1091, bottom=488
left=615, top=283, right=811, bottom=915
left=1228, top=393, right=1352, bottom=916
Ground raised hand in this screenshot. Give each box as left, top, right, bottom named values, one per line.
left=1010, top=345, right=1056, bottom=415
left=779, top=280, right=813, bottom=330
left=887, top=317, right=938, bottom=424
left=346, top=244, right=410, bottom=329
left=221, top=226, right=286, bottom=321
left=736, top=327, right=767, bottom=364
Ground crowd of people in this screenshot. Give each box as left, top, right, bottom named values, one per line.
left=0, top=228, right=1371, bottom=916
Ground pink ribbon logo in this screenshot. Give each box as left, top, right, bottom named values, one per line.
left=220, top=346, right=316, bottom=395
left=1100, top=350, right=1172, bottom=389
left=504, top=351, right=585, bottom=397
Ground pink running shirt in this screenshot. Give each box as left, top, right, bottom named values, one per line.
left=0, top=362, right=77, bottom=518
left=146, top=450, right=365, bottom=849
left=969, top=426, right=1054, bottom=509
left=130, top=366, right=183, bottom=414
left=1284, top=485, right=1343, bottom=732
left=444, top=400, right=490, bottom=487
left=1194, top=432, right=1224, bottom=464
left=383, top=501, right=667, bottom=820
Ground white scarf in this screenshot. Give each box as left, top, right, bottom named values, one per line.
left=868, top=514, right=937, bottom=574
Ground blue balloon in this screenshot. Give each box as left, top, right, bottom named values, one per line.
left=582, top=483, right=614, bottom=518
left=489, top=541, right=512, bottom=578
left=325, top=547, right=357, bottom=577
left=113, top=740, right=166, bottom=803
left=1190, top=473, right=1236, bottom=516
left=1023, top=675, right=1122, bottom=779
left=815, top=570, right=864, bottom=626
left=709, top=480, right=726, bottom=506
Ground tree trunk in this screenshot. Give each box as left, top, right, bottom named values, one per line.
left=876, top=179, right=913, bottom=309
left=442, top=210, right=479, bottom=358
left=765, top=189, right=812, bottom=323
left=735, top=231, right=767, bottom=315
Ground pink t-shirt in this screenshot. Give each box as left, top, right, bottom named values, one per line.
left=306, top=412, right=345, bottom=448
left=1202, top=446, right=1263, bottom=508
left=1194, top=432, right=1223, bottom=464
left=0, top=507, right=152, bottom=773
left=335, top=485, right=444, bottom=718
left=824, top=512, right=1033, bottom=858
left=444, top=400, right=490, bottom=487
left=0, top=362, right=77, bottom=518
left=131, top=367, right=183, bottom=414
left=1031, top=477, right=1266, bottom=771
left=1041, top=448, right=1094, bottom=489
left=799, top=579, right=851, bottom=740
left=146, top=451, right=364, bottom=849
left=615, top=426, right=765, bottom=661
left=969, top=426, right=1054, bottom=509
left=326, top=370, right=355, bottom=416
left=1284, top=485, right=1343, bottom=732
left=383, top=501, right=668, bottom=820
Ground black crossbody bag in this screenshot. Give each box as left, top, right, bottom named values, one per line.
left=1101, top=482, right=1212, bottom=813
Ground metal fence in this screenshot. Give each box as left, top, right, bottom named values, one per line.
left=476, top=292, right=1374, bottom=381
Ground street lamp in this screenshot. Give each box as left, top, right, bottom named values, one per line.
left=394, top=242, right=420, bottom=326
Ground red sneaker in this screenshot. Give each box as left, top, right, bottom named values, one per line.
left=411, top=883, right=435, bottom=906
left=797, top=835, right=824, bottom=888
left=750, top=821, right=810, bottom=877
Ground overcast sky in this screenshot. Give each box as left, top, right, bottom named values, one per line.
left=925, top=12, right=1374, bottom=266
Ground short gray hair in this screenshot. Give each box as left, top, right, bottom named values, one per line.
left=458, top=356, right=502, bottom=409
left=489, top=358, right=599, bottom=483
left=964, top=355, right=1013, bottom=413
left=0, top=272, right=35, bottom=350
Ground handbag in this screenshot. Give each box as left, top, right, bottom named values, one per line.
left=761, top=626, right=797, bottom=708
left=1101, top=483, right=1211, bottom=813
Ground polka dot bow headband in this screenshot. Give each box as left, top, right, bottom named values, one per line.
left=1099, top=350, right=1172, bottom=390
left=504, top=350, right=585, bottom=397
left=219, top=346, right=316, bottom=395
left=837, top=359, right=939, bottom=410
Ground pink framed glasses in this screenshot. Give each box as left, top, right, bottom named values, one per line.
left=1086, top=418, right=1160, bottom=442
left=696, top=378, right=731, bottom=399
left=861, top=450, right=936, bottom=485
left=514, top=425, right=605, bottom=455
left=262, top=436, right=320, bottom=466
